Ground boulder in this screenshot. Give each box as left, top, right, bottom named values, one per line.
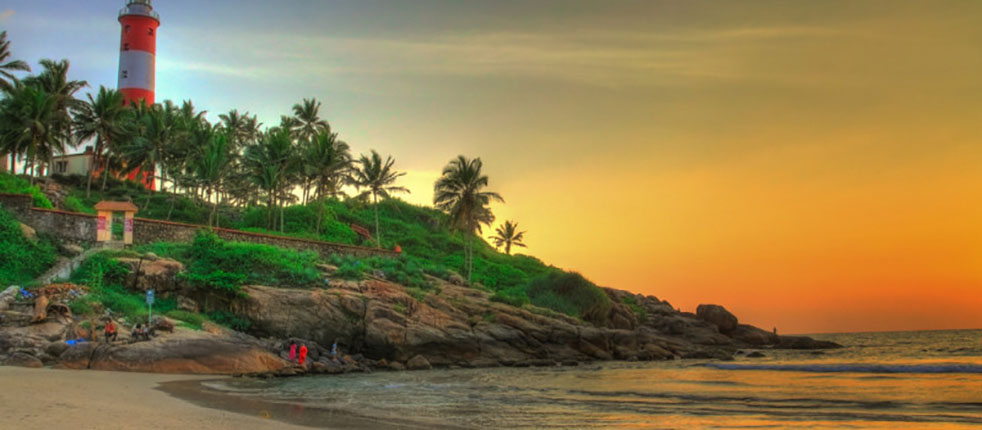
left=176, top=296, right=199, bottom=313
left=730, top=324, right=776, bottom=346
left=117, top=258, right=185, bottom=294
left=4, top=351, right=43, bottom=368
left=45, top=341, right=70, bottom=358
left=62, top=244, right=84, bottom=256
left=696, top=304, right=738, bottom=334
left=406, top=354, right=432, bottom=370
left=777, top=336, right=842, bottom=350
left=746, top=351, right=766, bottom=358
left=19, top=223, right=37, bottom=241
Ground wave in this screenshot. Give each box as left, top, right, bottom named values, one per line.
left=704, top=362, right=982, bottom=374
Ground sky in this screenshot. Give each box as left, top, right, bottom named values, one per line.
left=3, top=0, right=981, bottom=333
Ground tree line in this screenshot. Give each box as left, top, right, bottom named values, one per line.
left=0, top=31, right=526, bottom=280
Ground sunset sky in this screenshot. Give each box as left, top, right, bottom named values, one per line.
left=4, top=0, right=980, bottom=333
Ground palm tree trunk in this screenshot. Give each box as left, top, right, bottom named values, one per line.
left=373, top=191, right=381, bottom=248
left=207, top=188, right=215, bottom=227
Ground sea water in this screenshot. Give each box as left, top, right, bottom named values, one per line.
left=191, top=329, right=982, bottom=429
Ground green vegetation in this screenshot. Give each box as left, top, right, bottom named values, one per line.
left=621, top=295, right=649, bottom=323
left=69, top=253, right=177, bottom=321
left=527, top=271, right=612, bottom=324
left=0, top=172, right=53, bottom=208
left=0, top=208, right=57, bottom=285
left=0, top=31, right=615, bottom=324
left=174, top=231, right=321, bottom=298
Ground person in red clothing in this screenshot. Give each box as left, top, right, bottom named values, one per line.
left=289, top=343, right=297, bottom=362
left=104, top=320, right=117, bottom=343
left=298, top=344, right=308, bottom=367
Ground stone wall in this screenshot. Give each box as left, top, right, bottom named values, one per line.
left=1, top=193, right=395, bottom=259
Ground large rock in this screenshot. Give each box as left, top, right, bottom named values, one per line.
left=19, top=223, right=37, bottom=241
left=58, top=330, right=288, bottom=374
left=406, top=354, right=432, bottom=370
left=117, top=258, right=185, bottom=294
left=696, top=304, right=739, bottom=334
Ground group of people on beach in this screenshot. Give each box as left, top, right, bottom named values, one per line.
left=289, top=340, right=340, bottom=367
left=101, top=318, right=154, bottom=344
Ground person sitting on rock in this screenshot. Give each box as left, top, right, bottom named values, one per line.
left=132, top=324, right=145, bottom=341
left=104, top=320, right=117, bottom=343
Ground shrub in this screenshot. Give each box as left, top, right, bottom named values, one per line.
left=621, top=295, right=648, bottom=323
left=206, top=310, right=252, bottom=331
left=0, top=208, right=58, bottom=286
left=527, top=270, right=612, bottom=323
left=490, top=285, right=530, bottom=307
left=62, top=196, right=94, bottom=214
left=69, top=252, right=178, bottom=322
left=166, top=310, right=208, bottom=329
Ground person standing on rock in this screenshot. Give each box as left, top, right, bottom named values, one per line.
left=290, top=343, right=298, bottom=362
left=104, top=319, right=117, bottom=343
left=299, top=344, right=309, bottom=367
left=331, top=340, right=338, bottom=358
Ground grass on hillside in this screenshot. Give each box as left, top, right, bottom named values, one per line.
left=0, top=172, right=53, bottom=208
left=52, top=178, right=613, bottom=322
left=0, top=208, right=58, bottom=286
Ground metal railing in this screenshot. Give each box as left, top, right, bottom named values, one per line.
left=119, top=4, right=159, bottom=21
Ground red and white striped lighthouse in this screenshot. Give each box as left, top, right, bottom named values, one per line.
left=117, top=0, right=159, bottom=105
left=117, top=0, right=159, bottom=189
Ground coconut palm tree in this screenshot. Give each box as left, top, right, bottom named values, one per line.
left=121, top=103, right=176, bottom=206
left=243, top=128, right=296, bottom=230
left=350, top=150, right=409, bottom=247
left=72, top=86, right=127, bottom=197
left=0, top=84, right=60, bottom=182
left=23, top=59, right=87, bottom=174
left=292, top=98, right=329, bottom=142
left=305, top=130, right=351, bottom=233
left=0, top=31, right=30, bottom=94
left=190, top=131, right=234, bottom=226
left=492, top=220, right=527, bottom=255
left=433, top=156, right=503, bottom=282
left=218, top=109, right=260, bottom=151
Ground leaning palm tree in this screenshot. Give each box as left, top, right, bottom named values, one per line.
left=72, top=86, right=127, bottom=197
left=350, top=150, right=409, bottom=247
left=0, top=31, right=30, bottom=94
left=433, top=156, right=503, bottom=282
left=492, top=220, right=527, bottom=255
left=292, top=98, right=330, bottom=142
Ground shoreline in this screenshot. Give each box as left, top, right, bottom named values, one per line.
left=0, top=366, right=309, bottom=430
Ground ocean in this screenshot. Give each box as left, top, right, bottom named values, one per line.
left=172, top=329, right=982, bottom=429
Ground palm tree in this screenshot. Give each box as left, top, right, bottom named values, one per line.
left=305, top=130, right=351, bottom=233
left=72, top=86, right=127, bottom=197
left=218, top=109, right=260, bottom=151
left=190, top=131, right=234, bottom=226
left=0, top=31, right=30, bottom=94
left=121, top=103, right=175, bottom=207
left=0, top=84, right=60, bottom=182
left=23, top=59, right=87, bottom=174
left=291, top=98, right=329, bottom=142
left=350, top=150, right=409, bottom=247
left=434, top=156, right=503, bottom=282
left=243, top=128, right=296, bottom=230
left=492, top=220, right=527, bottom=255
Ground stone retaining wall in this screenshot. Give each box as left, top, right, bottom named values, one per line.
left=1, top=193, right=394, bottom=259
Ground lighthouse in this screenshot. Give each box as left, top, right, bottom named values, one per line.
left=117, top=0, right=159, bottom=189
left=118, top=0, right=158, bottom=104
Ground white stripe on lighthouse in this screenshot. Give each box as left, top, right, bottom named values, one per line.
left=118, top=50, right=155, bottom=91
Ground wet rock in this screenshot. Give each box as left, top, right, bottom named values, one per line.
left=406, top=354, right=432, bottom=370
left=746, top=351, right=766, bottom=358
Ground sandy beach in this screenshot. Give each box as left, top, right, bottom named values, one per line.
left=0, top=366, right=309, bottom=430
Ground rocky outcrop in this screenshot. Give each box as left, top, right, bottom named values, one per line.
left=57, top=329, right=288, bottom=374
left=696, top=304, right=739, bottom=333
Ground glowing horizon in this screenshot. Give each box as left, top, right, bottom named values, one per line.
left=4, top=0, right=981, bottom=333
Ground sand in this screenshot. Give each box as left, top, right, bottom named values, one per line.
left=0, top=366, right=310, bottom=430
